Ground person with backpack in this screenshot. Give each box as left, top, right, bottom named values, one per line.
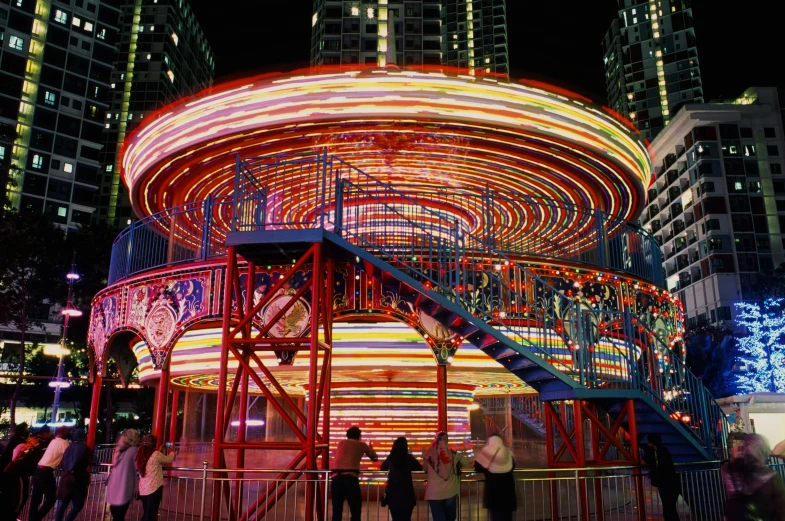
left=642, top=433, right=681, bottom=521
left=474, top=435, right=516, bottom=521
left=54, top=428, right=93, bottom=521
left=380, top=437, right=423, bottom=521
left=29, top=426, right=71, bottom=521
left=423, top=432, right=471, bottom=521
left=1, top=427, right=53, bottom=521
left=723, top=433, right=785, bottom=521
left=105, top=429, right=140, bottom=521
left=136, top=434, right=177, bottom=521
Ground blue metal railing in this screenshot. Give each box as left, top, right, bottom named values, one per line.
left=109, top=152, right=661, bottom=286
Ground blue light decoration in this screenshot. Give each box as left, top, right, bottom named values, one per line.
left=733, top=298, right=785, bottom=394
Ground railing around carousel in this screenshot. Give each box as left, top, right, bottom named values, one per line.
left=18, top=461, right=785, bottom=521
left=108, top=152, right=662, bottom=286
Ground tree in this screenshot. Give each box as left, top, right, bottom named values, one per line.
left=0, top=210, right=68, bottom=424
left=732, top=298, right=785, bottom=394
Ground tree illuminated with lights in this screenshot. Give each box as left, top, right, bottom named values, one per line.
left=733, top=298, right=785, bottom=394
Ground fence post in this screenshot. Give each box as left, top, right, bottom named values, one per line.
left=200, top=460, right=208, bottom=521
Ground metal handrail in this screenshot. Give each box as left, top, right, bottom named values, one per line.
left=108, top=153, right=662, bottom=285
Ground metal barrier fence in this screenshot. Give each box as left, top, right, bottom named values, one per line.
left=108, top=153, right=662, bottom=286
left=20, top=461, right=785, bottom=521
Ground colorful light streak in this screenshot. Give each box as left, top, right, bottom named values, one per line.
left=121, top=69, right=651, bottom=252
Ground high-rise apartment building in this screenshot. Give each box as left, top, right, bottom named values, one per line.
left=310, top=0, right=508, bottom=77
left=1, top=0, right=122, bottom=228
left=642, top=88, right=785, bottom=326
left=602, top=0, right=704, bottom=141
left=97, top=0, right=214, bottom=227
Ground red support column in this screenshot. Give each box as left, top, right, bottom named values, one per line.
left=627, top=399, right=646, bottom=521
left=154, top=366, right=170, bottom=443
left=544, top=403, right=559, bottom=521
left=436, top=364, right=448, bottom=432
left=87, top=373, right=102, bottom=449
left=305, top=244, right=323, bottom=521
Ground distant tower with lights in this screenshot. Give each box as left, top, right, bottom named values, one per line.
left=310, top=0, right=508, bottom=77
left=601, top=0, right=704, bottom=141
left=97, top=0, right=215, bottom=228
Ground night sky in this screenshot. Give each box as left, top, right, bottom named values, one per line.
left=189, top=1, right=784, bottom=105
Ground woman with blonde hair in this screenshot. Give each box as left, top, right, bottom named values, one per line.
left=423, top=432, right=471, bottom=521
left=105, top=429, right=140, bottom=521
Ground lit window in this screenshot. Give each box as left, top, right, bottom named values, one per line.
left=146, top=53, right=151, bottom=59
left=484, top=58, right=490, bottom=64
left=128, top=113, right=133, bottom=121
left=163, top=55, right=169, bottom=66
left=351, top=5, right=359, bottom=16
left=63, top=162, right=73, bottom=173
left=149, top=25, right=154, bottom=31
left=57, top=207, right=67, bottom=218
left=32, top=154, right=43, bottom=169
left=15, top=0, right=22, bottom=6
left=166, top=70, right=175, bottom=83
left=9, top=35, right=25, bottom=51
left=138, top=25, right=144, bottom=32
left=72, top=16, right=81, bottom=27
left=90, top=105, right=97, bottom=117
left=44, top=91, right=56, bottom=106
left=312, top=12, right=318, bottom=27
left=171, top=32, right=178, bottom=46
left=106, top=113, right=111, bottom=118
left=110, top=82, right=115, bottom=88
left=84, top=21, right=93, bottom=32
left=106, top=165, right=113, bottom=172
left=97, top=28, right=106, bottom=40
left=734, top=181, right=743, bottom=191
left=366, top=7, right=374, bottom=19
left=0, top=145, right=5, bottom=160
left=55, top=10, right=68, bottom=24
left=105, top=124, right=110, bottom=129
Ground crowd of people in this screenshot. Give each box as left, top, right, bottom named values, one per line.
left=0, top=425, right=176, bottom=521
left=2, top=421, right=785, bottom=521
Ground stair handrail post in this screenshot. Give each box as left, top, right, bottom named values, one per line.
left=595, top=207, right=607, bottom=269
left=334, top=177, right=344, bottom=236
left=575, top=301, right=585, bottom=386
left=201, top=195, right=213, bottom=261
left=453, top=220, right=461, bottom=304
left=622, top=304, right=637, bottom=388
left=320, top=150, right=329, bottom=229
left=232, top=154, right=242, bottom=232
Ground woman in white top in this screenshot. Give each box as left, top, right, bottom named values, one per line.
left=423, top=432, right=471, bottom=521
left=135, top=434, right=176, bottom=521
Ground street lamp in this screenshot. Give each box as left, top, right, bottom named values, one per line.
left=49, top=254, right=81, bottom=424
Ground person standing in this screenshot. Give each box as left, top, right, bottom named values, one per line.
left=105, top=429, right=140, bottom=521
left=1, top=426, right=52, bottom=521
left=331, top=426, right=378, bottom=521
left=381, top=437, right=423, bottom=521
left=54, top=429, right=93, bottom=521
left=642, top=433, right=681, bottom=521
left=474, top=435, right=516, bottom=521
left=0, top=422, right=29, bottom=471
left=29, top=426, right=71, bottom=521
left=423, top=432, right=471, bottom=521
left=136, top=434, right=177, bottom=521
left=723, top=433, right=785, bottom=521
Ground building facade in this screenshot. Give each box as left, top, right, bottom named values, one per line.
left=602, top=0, right=704, bottom=141
left=310, top=0, right=508, bottom=77
left=642, top=88, right=785, bottom=326
left=1, top=0, right=122, bottom=228
left=97, top=0, right=214, bottom=227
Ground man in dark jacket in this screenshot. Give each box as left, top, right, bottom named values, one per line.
left=643, top=433, right=681, bottom=521
left=0, top=422, right=29, bottom=471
